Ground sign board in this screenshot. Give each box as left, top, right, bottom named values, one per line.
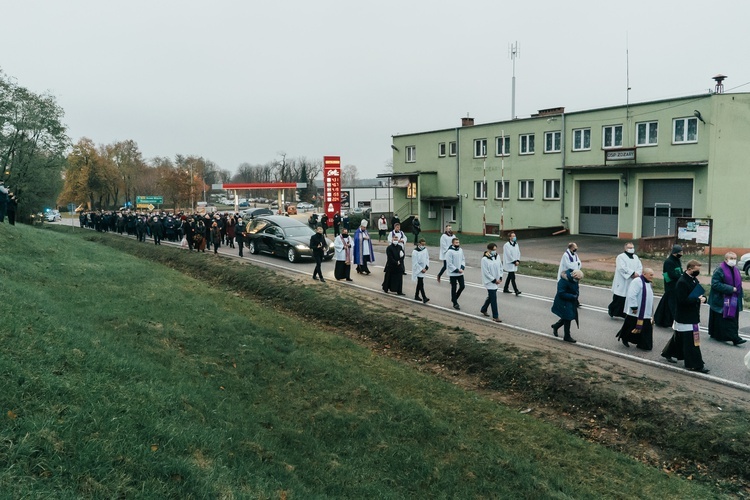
left=340, top=190, right=350, bottom=210
left=136, top=196, right=163, bottom=204
left=675, top=217, right=714, bottom=272
left=323, top=156, right=341, bottom=225
left=604, top=148, right=636, bottom=162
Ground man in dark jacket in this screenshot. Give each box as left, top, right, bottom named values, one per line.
left=661, top=260, right=709, bottom=372
left=654, top=244, right=683, bottom=327
left=310, top=225, right=327, bottom=282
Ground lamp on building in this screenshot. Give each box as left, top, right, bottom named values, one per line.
left=693, top=110, right=706, bottom=124
left=391, top=145, right=400, bottom=152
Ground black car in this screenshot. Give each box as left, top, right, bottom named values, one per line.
left=240, top=207, right=273, bottom=220
left=245, top=216, right=335, bottom=263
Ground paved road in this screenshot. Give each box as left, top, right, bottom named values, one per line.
left=60, top=223, right=750, bottom=391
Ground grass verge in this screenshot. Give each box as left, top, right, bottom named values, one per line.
left=0, top=222, right=744, bottom=497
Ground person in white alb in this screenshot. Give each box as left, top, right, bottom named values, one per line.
left=436, top=224, right=454, bottom=284
left=411, top=238, right=430, bottom=303
left=557, top=242, right=582, bottom=279
left=446, top=237, right=466, bottom=310
left=608, top=242, right=643, bottom=318
left=502, top=231, right=521, bottom=295
left=480, top=242, right=504, bottom=322
left=616, top=268, right=655, bottom=350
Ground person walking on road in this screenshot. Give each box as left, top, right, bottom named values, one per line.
left=654, top=245, right=684, bottom=327
left=436, top=224, right=454, bottom=284
left=412, top=238, right=430, bottom=303
left=608, top=242, right=643, bottom=318
left=382, top=234, right=405, bottom=295
left=377, top=215, right=388, bottom=241
left=502, top=232, right=521, bottom=295
left=616, top=268, right=655, bottom=350
left=557, top=242, right=581, bottom=279
left=708, top=252, right=746, bottom=345
left=660, top=260, right=710, bottom=373
left=551, top=269, right=583, bottom=343
left=446, top=237, right=466, bottom=310
left=333, top=228, right=353, bottom=281
left=310, top=225, right=327, bottom=282
left=480, top=242, right=503, bottom=322
left=353, top=219, right=374, bottom=275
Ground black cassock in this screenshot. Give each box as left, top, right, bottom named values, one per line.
left=382, top=244, right=404, bottom=294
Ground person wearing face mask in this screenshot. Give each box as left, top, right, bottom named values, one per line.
left=654, top=244, right=684, bottom=327
left=708, top=252, right=746, bottom=345
left=608, top=243, right=643, bottom=319
left=353, top=219, right=374, bottom=275
left=333, top=228, right=353, bottom=281
left=310, top=225, right=327, bottom=282
left=557, top=242, right=581, bottom=280
left=436, top=224, right=454, bottom=284
left=382, top=234, right=406, bottom=295
left=411, top=238, right=430, bottom=303
left=616, top=268, right=655, bottom=350
left=661, top=260, right=709, bottom=372
left=551, top=269, right=584, bottom=343
left=446, top=237, right=466, bottom=310
left=502, top=232, right=521, bottom=296
left=480, top=242, right=504, bottom=322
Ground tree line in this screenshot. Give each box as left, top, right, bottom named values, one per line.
left=1, top=69, right=358, bottom=219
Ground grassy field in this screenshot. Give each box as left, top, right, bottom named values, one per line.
left=0, top=222, right=740, bottom=497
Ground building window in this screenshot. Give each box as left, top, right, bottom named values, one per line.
left=406, top=182, right=417, bottom=199
left=519, top=180, right=534, bottom=200
left=474, top=138, right=487, bottom=158
left=544, top=131, right=561, bottom=153
left=603, top=125, right=623, bottom=148
left=438, top=143, right=446, bottom=157
left=474, top=181, right=487, bottom=199
left=636, top=121, right=658, bottom=146
left=543, top=179, right=561, bottom=200
left=449, top=141, right=457, bottom=156
left=406, top=146, right=416, bottom=163
left=573, top=128, right=591, bottom=151
left=495, top=180, right=509, bottom=200
left=519, top=134, right=535, bottom=155
left=495, top=136, right=510, bottom=156
left=673, top=117, right=698, bottom=144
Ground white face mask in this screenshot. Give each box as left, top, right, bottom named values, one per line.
left=625, top=248, right=635, bottom=254
left=727, top=259, right=737, bottom=267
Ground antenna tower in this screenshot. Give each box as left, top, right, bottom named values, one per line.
left=509, top=42, right=519, bottom=120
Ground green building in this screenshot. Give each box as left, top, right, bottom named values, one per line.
left=387, top=83, right=750, bottom=253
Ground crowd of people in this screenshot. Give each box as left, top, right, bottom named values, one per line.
left=73, top=209, right=746, bottom=374
left=0, top=180, right=19, bottom=225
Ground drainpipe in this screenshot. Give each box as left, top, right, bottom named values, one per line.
left=456, top=126, right=461, bottom=233
left=560, top=112, right=568, bottom=231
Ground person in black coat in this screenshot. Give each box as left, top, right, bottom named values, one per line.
left=310, top=225, right=327, bottom=282
left=382, top=235, right=405, bottom=295
left=661, top=259, right=709, bottom=372
left=551, top=269, right=583, bottom=343
left=7, top=192, right=18, bottom=225
left=319, top=213, right=329, bottom=235
left=654, top=244, right=683, bottom=327
left=411, top=216, right=421, bottom=242
left=332, top=212, right=341, bottom=237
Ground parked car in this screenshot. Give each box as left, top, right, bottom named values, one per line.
left=739, top=252, right=750, bottom=277
left=240, top=207, right=273, bottom=220
left=269, top=201, right=279, bottom=210
left=44, top=209, right=61, bottom=222
left=245, top=216, right=334, bottom=263
left=297, top=202, right=314, bottom=210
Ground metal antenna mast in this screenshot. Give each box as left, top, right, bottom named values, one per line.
left=510, top=42, right=520, bottom=119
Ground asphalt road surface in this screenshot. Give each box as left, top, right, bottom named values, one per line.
left=61, top=223, right=750, bottom=392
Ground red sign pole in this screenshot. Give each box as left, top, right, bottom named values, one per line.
left=323, top=156, right=341, bottom=227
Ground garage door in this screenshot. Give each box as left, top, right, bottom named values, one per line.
left=579, top=180, right=619, bottom=236
left=641, top=179, right=693, bottom=237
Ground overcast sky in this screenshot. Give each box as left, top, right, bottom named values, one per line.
left=2, top=0, right=748, bottom=178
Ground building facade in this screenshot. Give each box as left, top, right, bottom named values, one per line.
left=388, top=91, right=750, bottom=252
